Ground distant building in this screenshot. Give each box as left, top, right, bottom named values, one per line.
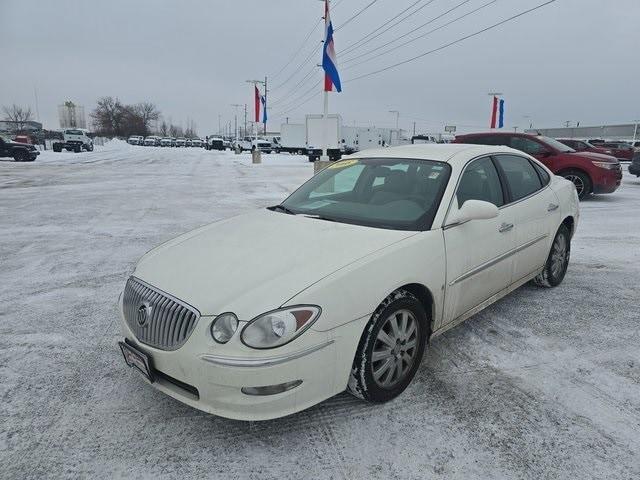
left=58, top=101, right=86, bottom=129
left=525, top=123, right=639, bottom=140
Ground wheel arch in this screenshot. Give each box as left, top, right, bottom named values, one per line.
left=556, top=167, right=593, bottom=193
left=561, top=215, right=576, bottom=239
left=392, top=283, right=435, bottom=337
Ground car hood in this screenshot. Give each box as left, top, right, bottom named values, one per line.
left=567, top=151, right=618, bottom=162
left=133, top=209, right=415, bottom=318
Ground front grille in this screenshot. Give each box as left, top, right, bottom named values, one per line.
left=123, top=277, right=200, bottom=351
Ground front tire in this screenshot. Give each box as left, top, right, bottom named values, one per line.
left=348, top=290, right=428, bottom=403
left=561, top=169, right=591, bottom=200
left=533, top=224, right=571, bottom=288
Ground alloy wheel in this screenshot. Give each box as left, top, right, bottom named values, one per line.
left=371, top=309, right=419, bottom=389
left=564, top=174, right=584, bottom=197
left=551, top=233, right=568, bottom=279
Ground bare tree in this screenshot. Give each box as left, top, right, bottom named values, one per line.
left=159, top=120, right=168, bottom=137
left=133, top=102, right=161, bottom=134
left=90, top=97, right=126, bottom=137
left=2, top=104, right=34, bottom=133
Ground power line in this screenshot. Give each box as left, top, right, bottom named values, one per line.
left=341, top=0, right=438, bottom=56
left=269, top=18, right=321, bottom=80
left=335, top=0, right=381, bottom=32
left=342, top=0, right=473, bottom=64
left=270, top=79, right=323, bottom=116
left=345, top=0, right=558, bottom=83
left=343, top=0, right=499, bottom=70
left=270, top=40, right=322, bottom=91
left=269, top=64, right=318, bottom=106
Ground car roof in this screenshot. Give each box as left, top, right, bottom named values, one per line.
left=345, top=143, right=522, bottom=166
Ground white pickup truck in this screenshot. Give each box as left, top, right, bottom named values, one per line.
left=52, top=129, right=94, bottom=152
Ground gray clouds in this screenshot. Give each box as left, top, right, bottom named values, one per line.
left=1, top=0, right=638, bottom=134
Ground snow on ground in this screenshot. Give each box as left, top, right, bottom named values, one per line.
left=1, top=143, right=639, bottom=479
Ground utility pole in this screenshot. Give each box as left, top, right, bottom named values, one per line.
left=244, top=104, right=247, bottom=137
left=231, top=104, right=242, bottom=141
left=513, top=126, right=519, bottom=132
left=564, top=120, right=571, bottom=128
left=218, top=115, right=222, bottom=134
left=413, top=121, right=416, bottom=137
left=633, top=120, right=639, bottom=145
left=389, top=110, right=399, bottom=130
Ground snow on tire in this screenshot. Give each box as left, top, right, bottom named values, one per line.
left=348, top=290, right=428, bottom=403
left=534, top=224, right=571, bottom=288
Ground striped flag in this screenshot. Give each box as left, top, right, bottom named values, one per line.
left=322, top=0, right=342, bottom=92
left=261, top=95, right=267, bottom=124
left=254, top=85, right=260, bottom=123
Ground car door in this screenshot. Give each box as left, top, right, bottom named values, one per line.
left=493, top=154, right=560, bottom=284
left=442, top=156, right=516, bottom=325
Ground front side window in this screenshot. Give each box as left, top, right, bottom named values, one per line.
left=495, top=155, right=543, bottom=201
left=280, top=158, right=451, bottom=230
left=456, top=156, right=504, bottom=208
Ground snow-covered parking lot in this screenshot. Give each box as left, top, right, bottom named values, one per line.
left=1, top=142, right=639, bottom=479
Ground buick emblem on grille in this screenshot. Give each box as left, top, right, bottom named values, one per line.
left=137, top=303, right=152, bottom=327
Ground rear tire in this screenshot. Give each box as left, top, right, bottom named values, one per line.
left=533, top=224, right=571, bottom=288
left=348, top=290, right=428, bottom=403
left=561, top=169, right=591, bottom=200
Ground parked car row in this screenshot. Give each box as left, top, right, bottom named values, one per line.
left=128, top=135, right=206, bottom=147
left=453, top=132, right=623, bottom=199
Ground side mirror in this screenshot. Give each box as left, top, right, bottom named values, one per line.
left=450, top=200, right=499, bottom=225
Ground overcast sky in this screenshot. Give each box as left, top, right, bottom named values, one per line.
left=1, top=0, right=638, bottom=135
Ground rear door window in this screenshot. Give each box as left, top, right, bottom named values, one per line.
left=494, top=155, right=543, bottom=201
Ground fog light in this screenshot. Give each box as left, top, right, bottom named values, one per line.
left=241, top=380, right=303, bottom=396
left=210, top=313, right=238, bottom=344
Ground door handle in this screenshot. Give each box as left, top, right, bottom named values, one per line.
left=547, top=203, right=559, bottom=212
left=498, top=222, right=514, bottom=233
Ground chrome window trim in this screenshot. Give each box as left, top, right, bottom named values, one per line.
left=448, top=234, right=548, bottom=286
left=441, top=152, right=551, bottom=229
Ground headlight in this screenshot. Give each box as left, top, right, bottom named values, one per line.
left=241, top=305, right=321, bottom=349
left=591, top=161, right=618, bottom=170
left=210, top=313, right=238, bottom=344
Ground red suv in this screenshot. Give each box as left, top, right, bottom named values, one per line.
left=454, top=132, right=622, bottom=199
left=556, top=138, right=613, bottom=156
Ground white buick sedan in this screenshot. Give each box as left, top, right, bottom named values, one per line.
left=118, top=144, right=579, bottom=420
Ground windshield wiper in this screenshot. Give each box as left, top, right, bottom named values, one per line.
left=268, top=204, right=297, bottom=215
left=302, top=214, right=338, bottom=223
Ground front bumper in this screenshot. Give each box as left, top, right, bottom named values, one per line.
left=629, top=163, right=640, bottom=176
left=119, top=306, right=366, bottom=421
left=592, top=167, right=622, bottom=194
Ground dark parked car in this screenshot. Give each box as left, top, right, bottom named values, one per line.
left=454, top=132, right=621, bottom=199
left=556, top=139, right=613, bottom=156
left=597, top=142, right=634, bottom=161
left=0, top=135, right=39, bottom=162
left=629, top=153, right=640, bottom=177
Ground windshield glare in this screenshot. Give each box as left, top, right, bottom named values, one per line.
left=280, top=158, right=451, bottom=231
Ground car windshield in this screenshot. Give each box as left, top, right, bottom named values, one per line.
left=66, top=130, right=83, bottom=135
left=278, top=157, right=451, bottom=231
left=541, top=136, right=575, bottom=152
